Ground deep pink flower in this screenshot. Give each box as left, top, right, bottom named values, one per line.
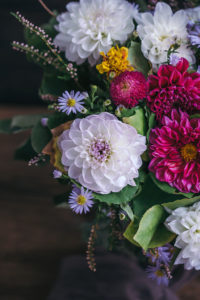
left=149, top=109, right=200, bottom=194
left=147, top=58, right=200, bottom=121
left=110, top=71, right=147, bottom=108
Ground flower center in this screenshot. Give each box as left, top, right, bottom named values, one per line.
left=67, top=98, right=76, bottom=107
left=76, top=195, right=87, bottom=205
left=120, top=80, right=130, bottom=91
left=89, top=139, right=111, bottom=163
left=180, top=143, right=198, bottom=162
left=155, top=270, right=165, bottom=278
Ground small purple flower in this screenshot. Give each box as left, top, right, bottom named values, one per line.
left=41, top=117, right=48, bottom=127
left=53, top=169, right=62, bottom=178
left=188, top=21, right=200, bottom=48
left=146, top=245, right=173, bottom=266
left=169, top=54, right=180, bottom=66
left=146, top=264, right=169, bottom=286
left=58, top=90, right=86, bottom=115
left=68, top=186, right=94, bottom=214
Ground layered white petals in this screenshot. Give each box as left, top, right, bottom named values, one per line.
left=185, top=6, right=200, bottom=22
left=165, top=202, right=200, bottom=270
left=136, top=2, right=195, bottom=69
left=58, top=112, right=146, bottom=194
left=54, top=0, right=135, bottom=65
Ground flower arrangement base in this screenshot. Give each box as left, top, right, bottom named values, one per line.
left=47, top=252, right=192, bottom=300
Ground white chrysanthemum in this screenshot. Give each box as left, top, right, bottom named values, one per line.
left=54, top=0, right=135, bottom=66
left=136, top=2, right=195, bottom=69
left=165, top=202, right=200, bottom=270
left=58, top=112, right=146, bottom=194
left=185, top=6, right=200, bottom=22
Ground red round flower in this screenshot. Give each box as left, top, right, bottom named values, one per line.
left=149, top=109, right=200, bottom=194
left=110, top=71, right=147, bottom=108
left=147, top=58, right=200, bottom=121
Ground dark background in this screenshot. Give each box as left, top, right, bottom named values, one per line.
left=1, top=0, right=70, bottom=104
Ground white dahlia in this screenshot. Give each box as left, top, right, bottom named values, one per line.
left=136, top=2, right=195, bottom=69
left=58, top=112, right=146, bottom=194
left=165, top=202, right=200, bottom=270
left=185, top=6, right=200, bottom=22
left=54, top=0, right=135, bottom=66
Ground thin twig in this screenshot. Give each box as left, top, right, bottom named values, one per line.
left=38, top=0, right=56, bottom=17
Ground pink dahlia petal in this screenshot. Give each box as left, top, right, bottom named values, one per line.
left=149, top=109, right=200, bottom=194
left=147, top=58, right=200, bottom=121
left=110, top=71, right=147, bottom=108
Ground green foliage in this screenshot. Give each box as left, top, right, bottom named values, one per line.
left=123, top=221, right=140, bottom=246
left=39, top=71, right=70, bottom=97
left=31, top=121, right=52, bottom=153
left=93, top=182, right=140, bottom=205
left=14, top=138, right=37, bottom=161
left=47, top=112, right=71, bottom=129
left=162, top=195, right=200, bottom=210
left=190, top=114, right=200, bottom=119
left=133, top=175, right=183, bottom=218
left=134, top=205, right=166, bottom=250
left=146, top=113, right=156, bottom=141
left=150, top=173, right=194, bottom=198
left=122, top=106, right=147, bottom=136
left=128, top=41, right=150, bottom=76
left=11, top=114, right=47, bottom=131
left=0, top=119, right=12, bottom=133
left=54, top=193, right=70, bottom=208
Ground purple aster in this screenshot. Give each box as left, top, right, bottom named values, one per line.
left=188, top=21, right=200, bottom=48
left=53, top=169, right=62, bottom=179
left=146, top=245, right=173, bottom=266
left=146, top=264, right=169, bottom=286
left=58, top=90, right=85, bottom=115
left=68, top=186, right=94, bottom=214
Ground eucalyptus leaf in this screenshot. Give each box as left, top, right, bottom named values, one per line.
left=11, top=114, right=46, bottom=130
left=128, top=41, right=150, bottom=76
left=123, top=221, right=140, bottom=246
left=31, top=121, right=52, bottom=153
left=146, top=113, right=156, bottom=141
left=134, top=205, right=166, bottom=250
left=148, top=225, right=176, bottom=248
left=162, top=195, right=200, bottom=210
left=122, top=107, right=147, bottom=135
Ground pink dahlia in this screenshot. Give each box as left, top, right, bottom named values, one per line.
left=149, top=109, right=200, bottom=194
left=110, top=71, right=147, bottom=108
left=147, top=58, right=200, bottom=121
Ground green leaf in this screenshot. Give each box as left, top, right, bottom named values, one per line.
left=0, top=119, right=12, bottom=133
left=133, top=175, right=185, bottom=218
left=122, top=107, right=147, bottom=136
left=134, top=0, right=147, bottom=12
left=150, top=173, right=194, bottom=198
left=54, top=193, right=69, bottom=208
left=146, top=113, right=156, bottom=141
left=47, top=112, right=71, bottom=129
left=190, top=114, right=200, bottom=119
left=128, top=41, right=150, bottom=76
left=120, top=203, right=134, bottom=221
left=31, top=121, right=52, bottom=153
left=119, top=107, right=136, bottom=118
left=93, top=183, right=139, bottom=205
left=14, top=138, right=37, bottom=161
left=123, top=221, right=140, bottom=246
left=162, top=194, right=200, bottom=210
left=149, top=225, right=175, bottom=248
left=134, top=205, right=166, bottom=250
left=39, top=72, right=69, bottom=97
left=11, top=114, right=46, bottom=130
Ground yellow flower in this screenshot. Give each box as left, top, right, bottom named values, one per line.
left=96, top=46, right=134, bottom=78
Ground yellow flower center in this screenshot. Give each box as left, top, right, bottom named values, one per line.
left=155, top=270, right=164, bottom=277
left=180, top=143, right=198, bottom=162
left=76, top=195, right=87, bottom=205
left=67, top=98, right=76, bottom=107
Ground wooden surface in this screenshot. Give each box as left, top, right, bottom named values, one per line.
left=0, top=105, right=200, bottom=300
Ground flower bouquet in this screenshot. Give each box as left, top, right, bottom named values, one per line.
left=2, top=0, right=200, bottom=286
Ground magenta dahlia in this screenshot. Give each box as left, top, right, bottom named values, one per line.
left=147, top=58, right=200, bottom=121
left=149, top=109, right=200, bottom=194
left=110, top=71, right=147, bottom=108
